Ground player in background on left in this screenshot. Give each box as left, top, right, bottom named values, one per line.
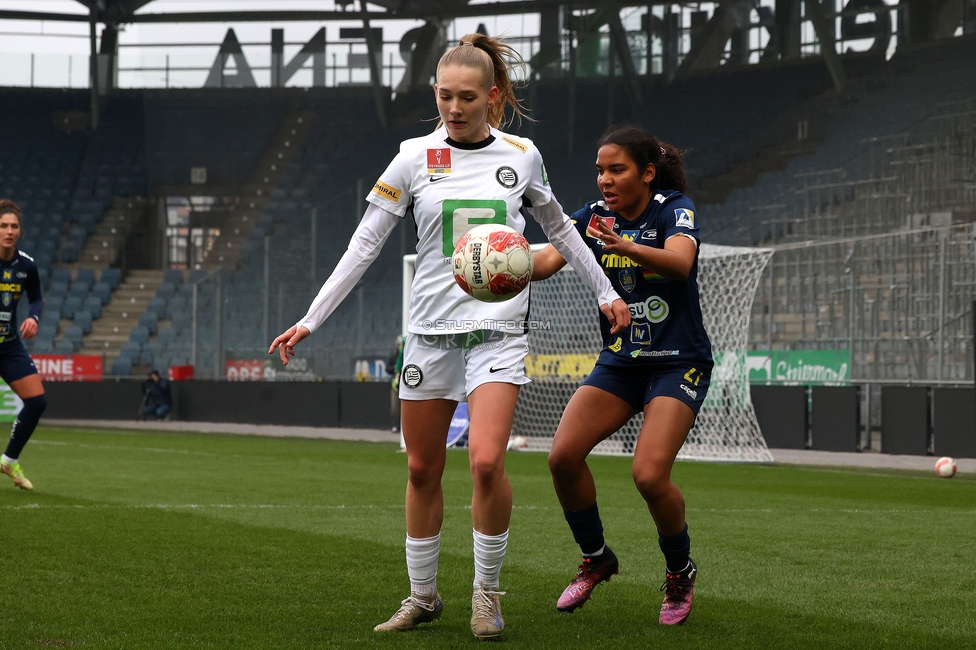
left=0, top=199, right=47, bottom=491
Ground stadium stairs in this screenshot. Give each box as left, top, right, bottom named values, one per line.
left=187, top=108, right=318, bottom=272
left=80, top=269, right=164, bottom=372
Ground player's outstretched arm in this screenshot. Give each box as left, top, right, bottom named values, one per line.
left=291, top=203, right=400, bottom=336
left=531, top=245, right=567, bottom=281
left=528, top=198, right=630, bottom=334
left=269, top=325, right=311, bottom=365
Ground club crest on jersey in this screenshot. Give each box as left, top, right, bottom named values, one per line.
left=630, top=322, right=651, bottom=345
left=620, top=230, right=639, bottom=242
left=586, top=214, right=615, bottom=239
left=495, top=166, right=518, bottom=188
left=674, top=208, right=695, bottom=229
left=402, top=364, right=424, bottom=388
left=427, top=148, right=452, bottom=174
left=1, top=293, right=10, bottom=307
left=618, top=269, right=637, bottom=293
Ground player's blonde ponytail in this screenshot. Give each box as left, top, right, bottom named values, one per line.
left=436, top=34, right=528, bottom=129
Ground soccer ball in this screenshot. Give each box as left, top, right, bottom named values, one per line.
left=453, top=224, right=533, bottom=302
left=935, top=456, right=957, bottom=478
left=507, top=435, right=528, bottom=451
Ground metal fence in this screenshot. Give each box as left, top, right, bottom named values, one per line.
left=750, top=99, right=976, bottom=382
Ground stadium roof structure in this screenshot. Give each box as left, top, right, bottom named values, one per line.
left=1, top=0, right=674, bottom=23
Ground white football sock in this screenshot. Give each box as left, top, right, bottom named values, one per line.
left=406, top=534, right=440, bottom=598
left=1, top=454, right=16, bottom=464
left=473, top=528, right=508, bottom=589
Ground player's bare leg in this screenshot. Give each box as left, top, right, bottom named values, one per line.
left=548, top=386, right=634, bottom=611
left=1, top=374, right=46, bottom=491
left=401, top=398, right=455, bottom=538
left=633, top=396, right=697, bottom=625
left=466, top=382, right=520, bottom=639
left=375, top=398, right=455, bottom=633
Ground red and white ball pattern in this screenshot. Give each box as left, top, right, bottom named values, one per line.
left=453, top=224, right=533, bottom=303
left=935, top=456, right=957, bottom=478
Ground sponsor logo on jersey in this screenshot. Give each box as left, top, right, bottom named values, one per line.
left=16, top=271, right=26, bottom=278
left=586, top=214, right=615, bottom=239
left=630, top=322, right=651, bottom=345
left=680, top=384, right=698, bottom=399
left=495, top=166, right=518, bottom=188
left=608, top=337, right=623, bottom=353
left=641, top=230, right=657, bottom=240
left=654, top=193, right=667, bottom=204
left=402, top=364, right=424, bottom=388
left=618, top=269, right=636, bottom=293
left=0, top=283, right=21, bottom=292
left=371, top=180, right=402, bottom=202
left=2, top=271, right=9, bottom=280
left=0, top=311, right=10, bottom=321
left=541, top=163, right=549, bottom=186
left=601, top=253, right=639, bottom=269
left=620, top=230, right=639, bottom=242
left=674, top=208, right=695, bottom=229
left=630, top=348, right=680, bottom=358
left=501, top=136, right=527, bottom=153
left=628, top=295, right=669, bottom=323
left=427, top=148, right=452, bottom=174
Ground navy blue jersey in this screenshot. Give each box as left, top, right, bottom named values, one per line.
left=0, top=249, right=43, bottom=345
left=569, top=191, right=712, bottom=368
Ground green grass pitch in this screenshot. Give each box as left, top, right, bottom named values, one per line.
left=1, top=426, right=974, bottom=649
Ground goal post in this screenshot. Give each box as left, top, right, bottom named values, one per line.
left=402, top=244, right=775, bottom=462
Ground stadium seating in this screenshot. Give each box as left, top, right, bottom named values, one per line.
left=110, top=356, right=132, bottom=377
left=119, top=341, right=141, bottom=363
left=100, top=268, right=121, bottom=290
left=129, top=326, right=150, bottom=346
left=138, top=311, right=158, bottom=335
left=73, top=310, right=93, bottom=335
left=62, top=296, right=82, bottom=320
left=82, top=296, right=102, bottom=320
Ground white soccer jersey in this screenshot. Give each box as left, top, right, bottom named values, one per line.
left=296, top=126, right=619, bottom=337
left=370, top=126, right=560, bottom=334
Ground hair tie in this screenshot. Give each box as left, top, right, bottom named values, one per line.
left=660, top=146, right=667, bottom=156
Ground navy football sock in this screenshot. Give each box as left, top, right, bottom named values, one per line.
left=658, top=523, right=691, bottom=573
left=564, top=502, right=606, bottom=556
left=5, top=394, right=47, bottom=460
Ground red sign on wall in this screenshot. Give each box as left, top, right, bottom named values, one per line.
left=225, top=360, right=263, bottom=381
left=31, top=355, right=103, bottom=382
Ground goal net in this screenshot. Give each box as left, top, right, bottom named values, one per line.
left=513, top=243, right=775, bottom=462
left=401, top=243, right=774, bottom=462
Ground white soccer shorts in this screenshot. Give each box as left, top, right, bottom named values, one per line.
left=398, top=330, right=530, bottom=401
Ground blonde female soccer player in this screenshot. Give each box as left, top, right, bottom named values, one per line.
left=270, top=35, right=629, bottom=640
left=532, top=126, right=711, bottom=625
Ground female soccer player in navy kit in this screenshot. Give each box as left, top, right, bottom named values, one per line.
left=270, top=36, right=628, bottom=639
left=0, top=199, right=47, bottom=491
left=532, top=126, right=711, bottom=625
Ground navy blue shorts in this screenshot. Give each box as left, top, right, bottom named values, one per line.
left=0, top=341, right=39, bottom=384
left=581, top=362, right=711, bottom=415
